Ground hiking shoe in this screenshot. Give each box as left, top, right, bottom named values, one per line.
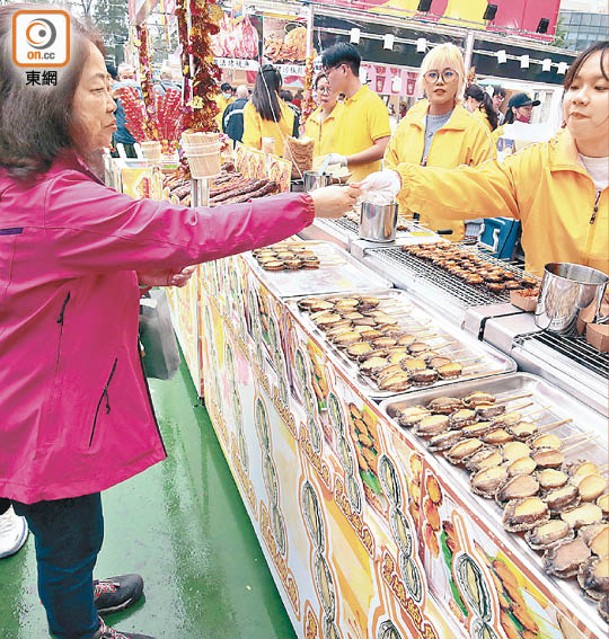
left=94, top=574, right=144, bottom=615
left=94, top=618, right=156, bottom=639
left=0, top=506, right=28, bottom=559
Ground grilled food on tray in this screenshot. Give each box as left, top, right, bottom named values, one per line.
left=252, top=243, right=320, bottom=271
left=390, top=390, right=608, bottom=618
left=298, top=295, right=465, bottom=392
left=401, top=242, right=539, bottom=295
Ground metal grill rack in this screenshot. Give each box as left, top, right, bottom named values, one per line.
left=330, top=217, right=359, bottom=235
left=515, top=331, right=609, bottom=380
left=365, top=246, right=529, bottom=308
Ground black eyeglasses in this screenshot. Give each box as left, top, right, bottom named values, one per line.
left=423, top=68, right=458, bottom=84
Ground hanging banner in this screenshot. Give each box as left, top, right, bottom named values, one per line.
left=313, top=0, right=560, bottom=42
left=263, top=15, right=309, bottom=65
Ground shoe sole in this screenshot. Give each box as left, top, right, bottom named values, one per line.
left=97, top=595, right=137, bottom=616
left=0, top=526, right=28, bottom=559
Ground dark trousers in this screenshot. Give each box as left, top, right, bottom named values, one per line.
left=0, top=497, right=10, bottom=516
left=13, top=494, right=104, bottom=639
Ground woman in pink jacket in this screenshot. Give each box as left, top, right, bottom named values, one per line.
left=0, top=7, right=359, bottom=639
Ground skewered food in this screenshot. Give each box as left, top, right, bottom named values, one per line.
left=462, top=421, right=496, bottom=438
left=543, top=484, right=580, bottom=514
left=378, top=372, right=411, bottom=392
left=503, top=497, right=549, bottom=532
left=462, top=391, right=496, bottom=407
left=568, top=461, right=601, bottom=482
left=584, top=524, right=609, bottom=557
left=254, top=243, right=317, bottom=270
left=536, top=469, right=570, bottom=490
left=508, top=421, right=538, bottom=441
left=471, top=466, right=509, bottom=497
left=395, top=406, right=429, bottom=428
left=578, top=556, right=609, bottom=600
left=544, top=538, right=591, bottom=578
left=446, top=439, right=486, bottom=465
left=496, top=474, right=540, bottom=504
left=414, top=414, right=450, bottom=437
left=346, top=342, right=373, bottom=360
left=437, top=362, right=463, bottom=378
left=597, top=493, right=609, bottom=515
left=525, top=520, right=574, bottom=550
left=428, top=397, right=463, bottom=414
left=482, top=428, right=513, bottom=445
left=502, top=442, right=532, bottom=462
left=578, top=474, right=608, bottom=502
left=529, top=433, right=563, bottom=450
left=476, top=404, right=505, bottom=420
left=505, top=456, right=537, bottom=477
left=428, top=430, right=463, bottom=452
left=560, top=503, right=604, bottom=529
left=450, top=409, right=477, bottom=428
left=531, top=448, right=565, bottom=469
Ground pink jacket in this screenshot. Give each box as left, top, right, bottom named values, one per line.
left=0, top=152, right=314, bottom=503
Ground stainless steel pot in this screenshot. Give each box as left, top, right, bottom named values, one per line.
left=359, top=201, right=398, bottom=242
left=303, top=171, right=332, bottom=192
left=534, top=262, right=609, bottom=335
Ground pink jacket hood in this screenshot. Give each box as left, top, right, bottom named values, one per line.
left=0, top=152, right=314, bottom=503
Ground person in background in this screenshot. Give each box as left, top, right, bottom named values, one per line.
left=464, top=84, right=499, bottom=132
left=504, top=92, right=540, bottom=125
left=214, top=81, right=234, bottom=129
left=111, top=62, right=140, bottom=159
left=321, top=42, right=391, bottom=181
left=243, top=64, right=299, bottom=156
left=0, top=498, right=28, bottom=559
left=360, top=40, right=609, bottom=277
left=304, top=73, right=342, bottom=159
left=492, top=85, right=507, bottom=125
left=0, top=6, right=360, bottom=639
left=154, top=66, right=180, bottom=96
left=293, top=89, right=304, bottom=109
left=383, top=43, right=494, bottom=242
left=281, top=89, right=301, bottom=121
left=222, top=84, right=249, bottom=146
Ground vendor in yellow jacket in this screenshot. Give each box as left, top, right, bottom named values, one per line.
left=214, top=82, right=235, bottom=130
left=358, top=42, right=609, bottom=277
left=304, top=72, right=343, bottom=159
left=384, top=44, right=494, bottom=241
left=320, top=43, right=391, bottom=181
left=242, top=64, right=298, bottom=157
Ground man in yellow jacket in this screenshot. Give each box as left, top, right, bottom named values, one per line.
left=320, top=43, right=391, bottom=181
left=214, top=82, right=235, bottom=130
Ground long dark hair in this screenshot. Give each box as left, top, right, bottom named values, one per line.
left=0, top=4, right=105, bottom=179
left=251, top=64, right=283, bottom=122
left=465, top=84, right=498, bottom=131
left=564, top=40, right=609, bottom=90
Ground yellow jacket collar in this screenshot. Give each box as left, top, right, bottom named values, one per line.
left=406, top=100, right=474, bottom=132
left=548, top=128, right=587, bottom=173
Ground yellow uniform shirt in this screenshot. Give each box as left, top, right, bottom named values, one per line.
left=395, top=129, right=608, bottom=276
left=332, top=85, right=391, bottom=181
left=214, top=94, right=235, bottom=129
left=304, top=103, right=343, bottom=158
left=385, top=100, right=494, bottom=241
left=472, top=108, right=493, bottom=132
left=242, top=100, right=295, bottom=157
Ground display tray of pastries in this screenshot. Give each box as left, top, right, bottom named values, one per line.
left=292, top=290, right=515, bottom=399
left=382, top=373, right=608, bottom=628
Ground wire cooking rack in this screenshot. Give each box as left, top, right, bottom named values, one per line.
left=514, top=331, right=609, bottom=380
left=366, top=247, right=527, bottom=307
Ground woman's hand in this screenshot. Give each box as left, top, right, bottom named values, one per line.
left=138, top=265, right=197, bottom=288
left=310, top=184, right=361, bottom=219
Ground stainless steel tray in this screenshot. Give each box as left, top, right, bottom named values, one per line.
left=380, top=373, right=608, bottom=634
left=289, top=290, right=516, bottom=400
left=243, top=240, right=392, bottom=299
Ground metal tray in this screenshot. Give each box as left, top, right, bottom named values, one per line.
left=243, top=240, right=392, bottom=299
left=290, top=290, right=516, bottom=400
left=380, top=373, right=608, bottom=634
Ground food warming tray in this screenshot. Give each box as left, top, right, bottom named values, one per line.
left=289, top=290, right=516, bottom=400
left=243, top=240, right=392, bottom=299
left=380, top=373, right=608, bottom=634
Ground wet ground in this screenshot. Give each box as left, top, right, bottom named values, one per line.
left=0, top=364, right=295, bottom=638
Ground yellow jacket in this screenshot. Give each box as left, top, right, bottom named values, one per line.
left=385, top=100, right=494, bottom=241
left=304, top=103, right=343, bottom=158
left=242, top=100, right=295, bottom=157
left=395, top=130, right=609, bottom=276
left=214, top=94, right=235, bottom=129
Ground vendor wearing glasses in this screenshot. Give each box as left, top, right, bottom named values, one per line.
left=384, top=43, right=494, bottom=241
left=320, top=43, right=391, bottom=181
left=304, top=73, right=343, bottom=159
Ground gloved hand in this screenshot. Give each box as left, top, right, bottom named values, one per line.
left=325, top=153, right=348, bottom=168
left=358, top=170, right=402, bottom=197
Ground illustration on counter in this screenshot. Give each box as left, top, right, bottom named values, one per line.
left=225, top=342, right=248, bottom=470
left=378, top=454, right=425, bottom=605
left=254, top=395, right=287, bottom=557
left=301, top=480, right=343, bottom=639
left=376, top=619, right=404, bottom=639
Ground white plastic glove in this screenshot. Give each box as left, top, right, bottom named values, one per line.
left=325, top=153, right=348, bottom=168
left=359, top=170, right=401, bottom=198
